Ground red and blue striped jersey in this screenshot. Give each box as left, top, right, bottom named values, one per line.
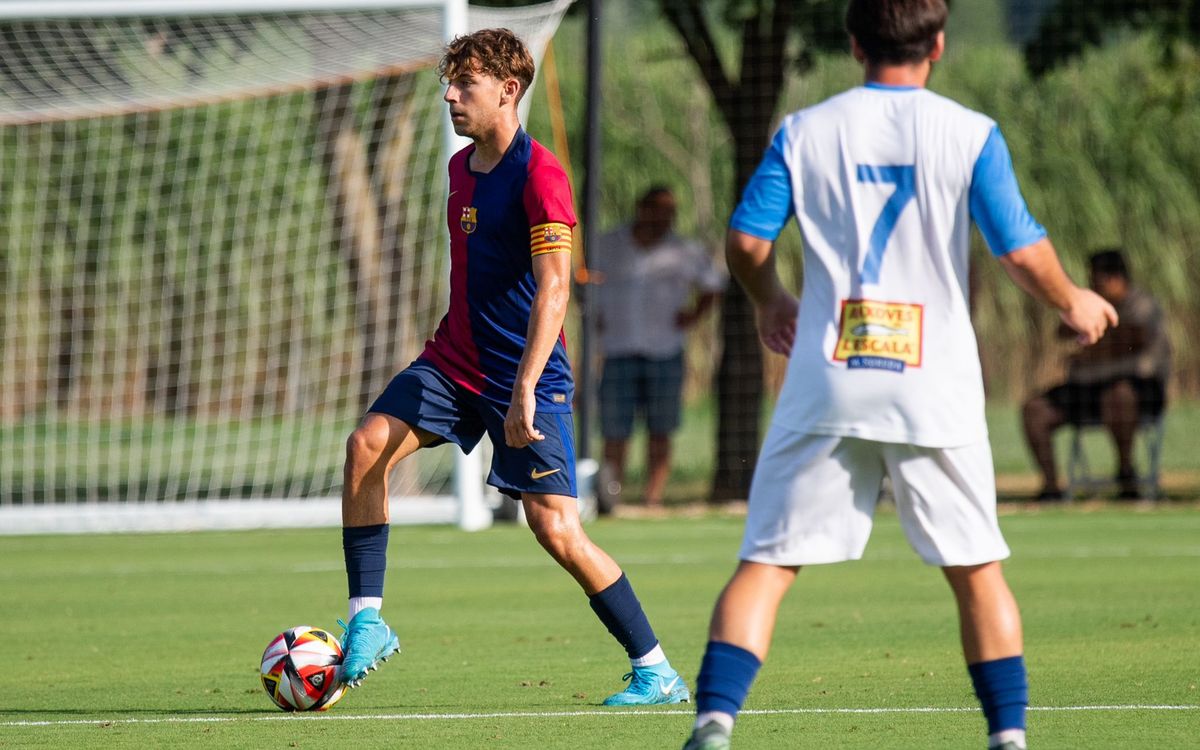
left=420, top=129, right=576, bottom=411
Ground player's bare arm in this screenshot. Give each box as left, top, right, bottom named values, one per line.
left=999, top=237, right=1118, bottom=345
left=506, top=249, right=571, bottom=448
left=726, top=229, right=798, bottom=356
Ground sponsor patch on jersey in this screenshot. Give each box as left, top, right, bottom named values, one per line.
left=832, top=299, right=923, bottom=372
left=460, top=206, right=478, bottom=234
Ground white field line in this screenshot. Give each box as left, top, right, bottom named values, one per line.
left=2, top=705, right=1196, bottom=728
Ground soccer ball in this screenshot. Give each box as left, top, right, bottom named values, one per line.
left=259, top=625, right=347, bottom=711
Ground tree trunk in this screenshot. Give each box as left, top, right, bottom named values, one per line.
left=709, top=133, right=769, bottom=502
left=708, top=9, right=790, bottom=502
left=48, top=123, right=100, bottom=413
left=367, top=74, right=419, bottom=380
left=315, top=75, right=435, bottom=498
left=314, top=83, right=389, bottom=413
left=368, top=74, right=425, bottom=496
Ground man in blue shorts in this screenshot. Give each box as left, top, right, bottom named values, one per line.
left=334, top=28, right=688, bottom=707
left=592, top=186, right=724, bottom=510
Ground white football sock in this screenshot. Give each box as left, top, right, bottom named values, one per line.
left=348, top=596, right=382, bottom=620
left=630, top=643, right=666, bottom=667
left=989, top=729, right=1027, bottom=749
left=695, top=711, right=735, bottom=732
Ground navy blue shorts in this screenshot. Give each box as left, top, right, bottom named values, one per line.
left=599, top=354, right=684, bottom=440
left=368, top=359, right=576, bottom=500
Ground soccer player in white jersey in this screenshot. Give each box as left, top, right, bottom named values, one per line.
left=681, top=2, right=1117, bottom=749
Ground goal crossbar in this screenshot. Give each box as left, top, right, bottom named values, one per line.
left=0, top=1, right=451, bottom=20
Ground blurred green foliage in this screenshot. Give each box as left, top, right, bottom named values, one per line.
left=529, top=10, right=1200, bottom=401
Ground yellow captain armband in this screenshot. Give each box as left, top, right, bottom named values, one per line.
left=530, top=222, right=573, bottom=257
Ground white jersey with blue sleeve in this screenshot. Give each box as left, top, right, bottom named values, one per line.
left=732, top=83, right=1045, bottom=447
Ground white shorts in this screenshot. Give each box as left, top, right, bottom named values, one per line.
left=739, top=425, right=1010, bottom=567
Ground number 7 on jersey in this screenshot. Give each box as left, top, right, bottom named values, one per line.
left=856, top=164, right=915, bottom=285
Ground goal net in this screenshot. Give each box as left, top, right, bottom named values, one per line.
left=0, top=0, right=573, bottom=534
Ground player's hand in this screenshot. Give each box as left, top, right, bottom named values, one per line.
left=1060, top=288, right=1118, bottom=346
left=504, top=393, right=544, bottom=448
left=755, top=289, right=799, bottom=356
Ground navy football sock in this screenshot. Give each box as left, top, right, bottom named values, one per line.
left=343, top=524, right=389, bottom=599
left=696, top=640, right=762, bottom=718
left=968, top=655, right=1028, bottom=735
left=588, top=573, right=659, bottom=660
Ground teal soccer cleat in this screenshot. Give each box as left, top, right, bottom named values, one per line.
left=337, top=607, right=400, bottom=687
left=602, top=661, right=690, bottom=706
left=681, top=720, right=732, bottom=750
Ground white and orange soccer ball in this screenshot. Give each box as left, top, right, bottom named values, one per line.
left=259, top=625, right=347, bottom=711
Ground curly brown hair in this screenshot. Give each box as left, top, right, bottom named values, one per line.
left=438, top=28, right=535, bottom=100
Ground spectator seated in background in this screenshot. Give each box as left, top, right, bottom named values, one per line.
left=1021, top=249, right=1171, bottom=500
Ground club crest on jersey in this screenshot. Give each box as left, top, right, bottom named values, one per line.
left=460, top=206, right=478, bottom=234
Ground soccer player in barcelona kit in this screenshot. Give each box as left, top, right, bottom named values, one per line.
left=335, top=28, right=688, bottom=707
left=681, top=2, right=1117, bottom=749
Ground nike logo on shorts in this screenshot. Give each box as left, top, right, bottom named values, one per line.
left=530, top=468, right=561, bottom=480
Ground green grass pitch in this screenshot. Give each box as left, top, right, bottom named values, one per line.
left=4, top=507, right=1198, bottom=748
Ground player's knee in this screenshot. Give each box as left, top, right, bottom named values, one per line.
left=528, top=513, right=584, bottom=561
left=345, top=418, right=390, bottom=466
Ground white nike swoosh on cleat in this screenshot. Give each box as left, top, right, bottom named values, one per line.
left=660, top=676, right=680, bottom=695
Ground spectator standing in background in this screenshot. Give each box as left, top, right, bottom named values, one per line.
left=592, top=186, right=725, bottom=511
left=1022, top=249, right=1171, bottom=500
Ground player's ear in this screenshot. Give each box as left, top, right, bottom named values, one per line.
left=501, top=77, right=522, bottom=106
left=849, top=35, right=867, bottom=64
left=929, top=32, right=945, bottom=62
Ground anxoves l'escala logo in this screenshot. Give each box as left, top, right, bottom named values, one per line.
left=833, top=299, right=924, bottom=373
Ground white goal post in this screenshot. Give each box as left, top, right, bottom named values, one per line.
left=0, top=0, right=575, bottom=535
